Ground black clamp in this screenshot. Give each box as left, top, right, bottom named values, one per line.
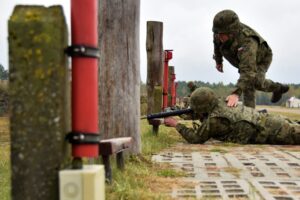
left=65, top=45, right=100, bottom=58
left=66, top=132, right=101, bottom=144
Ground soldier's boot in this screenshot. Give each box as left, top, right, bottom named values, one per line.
left=271, top=84, right=289, bottom=103
left=291, top=125, right=300, bottom=144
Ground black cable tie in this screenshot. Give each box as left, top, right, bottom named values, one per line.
left=65, top=45, right=100, bottom=58
left=66, top=132, right=101, bottom=144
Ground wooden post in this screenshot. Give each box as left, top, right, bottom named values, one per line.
left=146, top=21, right=163, bottom=135
left=168, top=66, right=175, bottom=107
left=146, top=21, right=163, bottom=114
left=9, top=6, right=70, bottom=200
left=98, top=0, right=141, bottom=154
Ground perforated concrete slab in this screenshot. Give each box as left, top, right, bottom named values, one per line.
left=224, top=150, right=300, bottom=179
left=152, top=152, right=236, bottom=179
left=286, top=151, right=300, bottom=160
left=251, top=180, right=300, bottom=200
left=152, top=144, right=300, bottom=199
left=171, top=179, right=262, bottom=200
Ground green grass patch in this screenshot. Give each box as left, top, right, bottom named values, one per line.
left=141, top=119, right=184, bottom=155
left=0, top=144, right=11, bottom=200
left=209, top=147, right=228, bottom=153
left=157, top=168, right=186, bottom=178
left=0, top=117, right=10, bottom=200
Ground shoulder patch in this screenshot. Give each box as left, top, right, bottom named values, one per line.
left=238, top=47, right=245, bottom=52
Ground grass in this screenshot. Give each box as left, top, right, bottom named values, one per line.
left=0, top=117, right=10, bottom=200
left=256, top=105, right=300, bottom=120
left=0, top=145, right=10, bottom=200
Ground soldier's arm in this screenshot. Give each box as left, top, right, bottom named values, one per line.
left=213, top=34, right=223, bottom=64
left=234, top=37, right=258, bottom=95
left=175, top=121, right=210, bottom=144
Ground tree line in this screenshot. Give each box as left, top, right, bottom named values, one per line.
left=140, top=80, right=300, bottom=106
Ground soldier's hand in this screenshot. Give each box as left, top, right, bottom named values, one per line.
left=216, top=63, right=223, bottom=73
left=164, top=117, right=178, bottom=127
left=226, top=94, right=239, bottom=107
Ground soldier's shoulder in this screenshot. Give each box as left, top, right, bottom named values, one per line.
left=240, top=23, right=265, bottom=44
left=240, top=23, right=257, bottom=36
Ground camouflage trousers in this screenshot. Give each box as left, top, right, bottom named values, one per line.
left=256, top=120, right=300, bottom=145
left=242, top=53, right=282, bottom=108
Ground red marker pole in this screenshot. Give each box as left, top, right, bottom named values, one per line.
left=163, top=50, right=173, bottom=110
left=171, top=72, right=176, bottom=106
left=71, top=0, right=99, bottom=158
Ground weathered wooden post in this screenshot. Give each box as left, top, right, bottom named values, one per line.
left=9, top=6, right=70, bottom=200
left=168, top=66, right=175, bottom=107
left=146, top=21, right=163, bottom=114
left=98, top=0, right=141, bottom=153
left=170, top=67, right=176, bottom=107
left=146, top=21, right=163, bottom=134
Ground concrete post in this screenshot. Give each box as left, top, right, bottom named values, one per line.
left=9, top=6, right=70, bottom=200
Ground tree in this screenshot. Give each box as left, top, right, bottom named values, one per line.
left=0, top=64, right=8, bottom=80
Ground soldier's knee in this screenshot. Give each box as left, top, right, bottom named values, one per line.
left=254, top=75, right=266, bottom=89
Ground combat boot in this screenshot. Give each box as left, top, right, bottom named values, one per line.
left=271, top=84, right=289, bottom=103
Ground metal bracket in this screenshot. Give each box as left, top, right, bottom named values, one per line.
left=65, top=45, right=100, bottom=58
left=66, top=132, right=101, bottom=144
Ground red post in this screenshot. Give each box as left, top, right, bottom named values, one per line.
left=171, top=72, right=176, bottom=106
left=71, top=0, right=99, bottom=157
left=163, top=50, right=173, bottom=110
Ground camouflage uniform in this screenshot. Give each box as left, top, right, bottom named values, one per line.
left=182, top=81, right=197, bottom=109
left=187, top=81, right=197, bottom=95
left=213, top=10, right=288, bottom=108
left=176, top=87, right=300, bottom=144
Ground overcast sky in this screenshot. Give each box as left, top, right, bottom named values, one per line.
left=1, top=0, right=300, bottom=84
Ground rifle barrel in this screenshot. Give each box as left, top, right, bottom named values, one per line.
left=141, top=108, right=193, bottom=120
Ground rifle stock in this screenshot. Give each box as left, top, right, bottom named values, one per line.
left=141, top=108, right=193, bottom=120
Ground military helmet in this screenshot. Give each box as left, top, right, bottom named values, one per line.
left=190, top=87, right=218, bottom=113
left=212, top=10, right=240, bottom=33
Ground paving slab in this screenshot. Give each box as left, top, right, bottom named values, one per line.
left=152, top=143, right=300, bottom=199
left=171, top=179, right=262, bottom=200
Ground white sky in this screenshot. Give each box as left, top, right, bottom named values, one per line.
left=1, top=0, right=300, bottom=84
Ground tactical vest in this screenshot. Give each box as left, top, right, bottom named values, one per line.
left=210, top=99, right=262, bottom=128
left=239, top=23, right=266, bottom=45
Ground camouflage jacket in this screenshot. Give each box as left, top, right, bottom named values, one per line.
left=176, top=99, right=299, bottom=144
left=213, top=23, right=272, bottom=95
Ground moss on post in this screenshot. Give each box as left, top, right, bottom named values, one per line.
left=9, top=5, right=70, bottom=200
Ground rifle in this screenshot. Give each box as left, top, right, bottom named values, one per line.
left=141, top=108, right=193, bottom=120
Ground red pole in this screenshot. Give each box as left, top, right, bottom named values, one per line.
left=71, top=0, right=99, bottom=157
left=163, top=50, right=173, bottom=110
left=174, top=82, right=178, bottom=106
left=171, top=72, right=176, bottom=106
